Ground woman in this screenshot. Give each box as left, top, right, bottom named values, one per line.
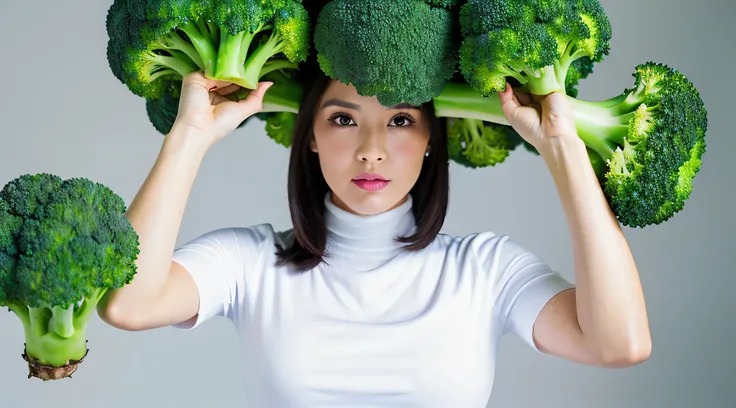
left=98, top=63, right=652, bottom=407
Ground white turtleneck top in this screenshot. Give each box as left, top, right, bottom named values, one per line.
left=171, top=193, right=574, bottom=408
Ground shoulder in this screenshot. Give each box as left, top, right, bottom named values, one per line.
left=175, top=223, right=292, bottom=265
left=432, top=230, right=554, bottom=283
left=434, top=230, right=520, bottom=263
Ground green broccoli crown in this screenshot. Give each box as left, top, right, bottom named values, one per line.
left=458, top=0, right=611, bottom=96
left=313, top=0, right=460, bottom=106
left=106, top=0, right=311, bottom=99
left=447, top=118, right=522, bottom=168
left=0, top=174, right=140, bottom=309
left=594, top=62, right=708, bottom=227
left=424, top=0, right=461, bottom=8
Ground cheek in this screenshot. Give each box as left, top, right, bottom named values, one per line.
left=315, top=134, right=356, bottom=173
left=387, top=135, right=428, bottom=169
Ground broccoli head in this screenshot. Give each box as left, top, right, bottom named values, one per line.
left=0, top=173, right=140, bottom=381
left=106, top=0, right=311, bottom=99
left=313, top=0, right=460, bottom=106
left=434, top=61, right=708, bottom=228
left=458, top=0, right=611, bottom=96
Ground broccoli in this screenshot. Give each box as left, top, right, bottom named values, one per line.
left=457, top=0, right=611, bottom=97
left=435, top=61, right=708, bottom=228
left=105, top=0, right=311, bottom=100
left=145, top=70, right=302, bottom=149
left=263, top=112, right=298, bottom=147
left=432, top=0, right=708, bottom=227
left=313, top=0, right=460, bottom=106
left=446, top=119, right=526, bottom=168
left=0, top=174, right=139, bottom=381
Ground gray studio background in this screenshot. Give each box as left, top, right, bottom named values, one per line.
left=0, top=0, right=733, bottom=407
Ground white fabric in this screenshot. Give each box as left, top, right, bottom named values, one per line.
left=172, top=193, right=574, bottom=407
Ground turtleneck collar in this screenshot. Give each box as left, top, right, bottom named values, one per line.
left=323, top=192, right=416, bottom=271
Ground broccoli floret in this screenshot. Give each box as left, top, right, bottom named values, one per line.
left=0, top=174, right=139, bottom=381
left=106, top=0, right=310, bottom=99
left=458, top=0, right=611, bottom=96
left=446, top=119, right=524, bottom=168
left=145, top=80, right=181, bottom=135
left=313, top=0, right=460, bottom=106
left=424, top=0, right=462, bottom=8
left=434, top=62, right=708, bottom=228
left=263, top=112, right=298, bottom=147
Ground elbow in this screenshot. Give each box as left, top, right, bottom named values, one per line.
left=600, top=335, right=652, bottom=368
left=96, top=293, right=145, bottom=332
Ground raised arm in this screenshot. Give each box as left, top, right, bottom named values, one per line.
left=97, top=72, right=273, bottom=331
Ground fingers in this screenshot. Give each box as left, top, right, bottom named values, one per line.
left=183, top=71, right=234, bottom=92
left=237, top=81, right=274, bottom=114
left=540, top=91, right=573, bottom=120
left=215, top=83, right=241, bottom=96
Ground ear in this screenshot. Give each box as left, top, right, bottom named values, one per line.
left=310, top=139, right=318, bottom=153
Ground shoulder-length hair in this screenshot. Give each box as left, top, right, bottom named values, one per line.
left=275, top=63, right=450, bottom=272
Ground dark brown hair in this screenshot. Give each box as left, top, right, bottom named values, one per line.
left=275, top=66, right=450, bottom=272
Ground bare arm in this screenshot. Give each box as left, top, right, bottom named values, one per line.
left=498, top=86, right=651, bottom=367
left=533, top=138, right=651, bottom=367
left=97, top=72, right=273, bottom=331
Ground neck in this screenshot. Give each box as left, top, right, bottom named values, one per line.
left=323, top=192, right=416, bottom=271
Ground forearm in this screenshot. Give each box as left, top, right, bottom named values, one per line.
left=100, top=128, right=208, bottom=315
left=541, top=138, right=651, bottom=363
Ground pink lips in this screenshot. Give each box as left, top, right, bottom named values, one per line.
left=352, top=173, right=389, bottom=192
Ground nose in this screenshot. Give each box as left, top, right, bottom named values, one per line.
left=355, top=130, right=386, bottom=163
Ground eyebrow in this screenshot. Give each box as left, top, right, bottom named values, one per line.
left=320, top=99, right=420, bottom=111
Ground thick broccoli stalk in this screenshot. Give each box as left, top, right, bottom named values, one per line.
left=434, top=62, right=708, bottom=227
left=446, top=118, right=525, bottom=168
left=313, top=0, right=460, bottom=106
left=106, top=0, right=310, bottom=99
left=458, top=0, right=611, bottom=97
left=0, top=174, right=140, bottom=381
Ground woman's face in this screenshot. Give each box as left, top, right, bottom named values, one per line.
left=311, top=79, right=432, bottom=215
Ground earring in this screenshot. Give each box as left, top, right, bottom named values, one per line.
left=425, top=151, right=430, bottom=157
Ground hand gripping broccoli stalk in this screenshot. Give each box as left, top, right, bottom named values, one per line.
left=432, top=0, right=707, bottom=228
left=0, top=174, right=139, bottom=380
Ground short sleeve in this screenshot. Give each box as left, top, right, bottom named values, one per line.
left=170, top=225, right=272, bottom=330
left=475, top=233, right=575, bottom=352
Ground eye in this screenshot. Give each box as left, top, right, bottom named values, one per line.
left=328, top=113, right=356, bottom=127
left=389, top=113, right=416, bottom=127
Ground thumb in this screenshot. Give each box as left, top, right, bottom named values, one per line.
left=237, top=81, right=274, bottom=116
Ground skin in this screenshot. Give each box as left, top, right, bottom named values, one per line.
left=99, top=71, right=651, bottom=369
left=310, top=79, right=431, bottom=215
